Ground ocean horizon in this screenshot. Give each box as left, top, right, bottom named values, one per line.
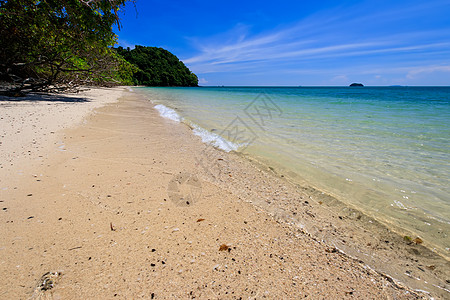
left=136, top=86, right=450, bottom=258
left=197, top=85, right=450, bottom=87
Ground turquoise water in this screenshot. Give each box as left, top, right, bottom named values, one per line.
left=137, top=86, right=450, bottom=257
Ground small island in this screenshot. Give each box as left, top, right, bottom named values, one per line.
left=349, top=83, right=364, bottom=87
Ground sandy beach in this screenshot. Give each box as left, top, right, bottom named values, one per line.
left=0, top=88, right=445, bottom=299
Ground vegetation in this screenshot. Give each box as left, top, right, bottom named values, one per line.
left=0, top=1, right=197, bottom=95
left=0, top=0, right=135, bottom=95
left=115, top=46, right=198, bottom=87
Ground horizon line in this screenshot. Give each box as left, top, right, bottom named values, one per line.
left=193, top=85, right=450, bottom=87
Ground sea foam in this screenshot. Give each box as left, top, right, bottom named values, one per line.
left=191, top=124, right=239, bottom=152
left=154, top=104, right=182, bottom=122
left=154, top=104, right=238, bottom=152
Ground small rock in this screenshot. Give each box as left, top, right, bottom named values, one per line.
left=219, top=244, right=229, bottom=251
left=413, top=237, right=423, bottom=244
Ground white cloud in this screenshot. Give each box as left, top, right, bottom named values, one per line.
left=198, top=78, right=208, bottom=84
left=406, top=65, right=450, bottom=79
left=183, top=17, right=450, bottom=76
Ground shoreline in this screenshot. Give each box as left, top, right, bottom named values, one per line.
left=138, top=87, right=449, bottom=296
left=184, top=121, right=450, bottom=298
left=224, top=151, right=450, bottom=295
left=135, top=86, right=449, bottom=261
left=0, top=88, right=447, bottom=298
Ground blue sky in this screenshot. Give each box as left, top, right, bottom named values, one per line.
left=115, top=0, right=450, bottom=86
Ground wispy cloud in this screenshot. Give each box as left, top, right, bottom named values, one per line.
left=406, top=66, right=450, bottom=79
left=185, top=27, right=449, bottom=74
left=182, top=1, right=450, bottom=85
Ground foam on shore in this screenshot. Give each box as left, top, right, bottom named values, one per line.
left=153, top=103, right=239, bottom=152
left=154, top=104, right=182, bottom=122
left=191, top=123, right=239, bottom=152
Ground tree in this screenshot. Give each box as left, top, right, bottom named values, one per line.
left=0, top=0, right=134, bottom=95
left=116, top=45, right=198, bottom=87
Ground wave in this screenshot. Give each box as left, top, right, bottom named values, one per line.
left=191, top=124, right=239, bottom=152
left=153, top=104, right=238, bottom=152
left=154, top=104, right=182, bottom=122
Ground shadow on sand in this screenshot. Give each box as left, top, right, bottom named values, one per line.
left=0, top=93, right=91, bottom=103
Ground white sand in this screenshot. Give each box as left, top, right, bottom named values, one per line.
left=0, top=87, right=125, bottom=174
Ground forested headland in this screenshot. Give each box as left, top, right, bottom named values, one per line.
left=0, top=0, right=198, bottom=96
left=116, top=46, right=198, bottom=87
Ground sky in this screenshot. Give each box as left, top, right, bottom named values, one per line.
left=115, top=0, right=450, bottom=86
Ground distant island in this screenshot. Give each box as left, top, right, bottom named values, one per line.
left=116, top=46, right=198, bottom=87
left=349, top=83, right=364, bottom=87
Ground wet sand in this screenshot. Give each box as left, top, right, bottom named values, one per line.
left=0, top=88, right=446, bottom=298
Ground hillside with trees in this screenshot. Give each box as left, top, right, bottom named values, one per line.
left=0, top=1, right=198, bottom=96
left=116, top=46, right=198, bottom=87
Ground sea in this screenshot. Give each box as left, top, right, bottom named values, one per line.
left=135, top=86, right=450, bottom=259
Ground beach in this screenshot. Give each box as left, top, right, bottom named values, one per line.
left=0, top=87, right=446, bottom=298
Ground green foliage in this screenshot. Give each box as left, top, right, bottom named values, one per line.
left=0, top=0, right=134, bottom=93
left=116, top=45, right=198, bottom=87
left=111, top=51, right=138, bottom=86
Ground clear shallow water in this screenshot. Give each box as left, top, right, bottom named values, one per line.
left=138, top=86, right=450, bottom=257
